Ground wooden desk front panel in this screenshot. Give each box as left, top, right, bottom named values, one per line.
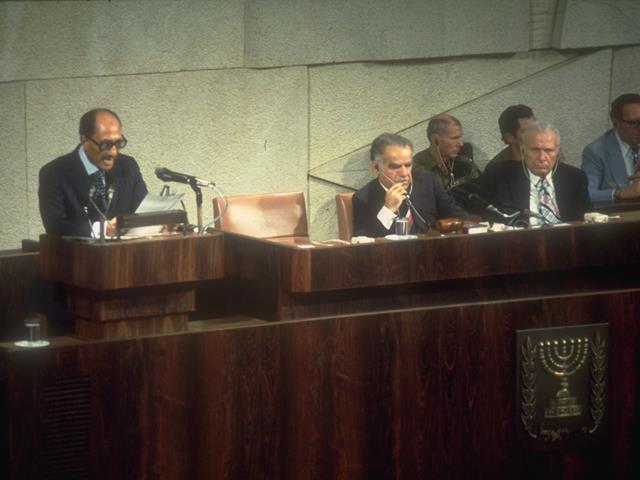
left=40, top=233, right=224, bottom=290
left=2, top=291, right=638, bottom=479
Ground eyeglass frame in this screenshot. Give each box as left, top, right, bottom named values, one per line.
left=88, top=135, right=128, bottom=152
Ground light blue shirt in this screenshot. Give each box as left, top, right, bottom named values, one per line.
left=78, top=144, right=99, bottom=175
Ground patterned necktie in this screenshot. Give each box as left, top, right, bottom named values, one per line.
left=631, top=145, right=639, bottom=174
left=537, top=178, right=560, bottom=224
left=93, top=170, right=107, bottom=206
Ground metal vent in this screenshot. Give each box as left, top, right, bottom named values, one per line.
left=39, top=376, right=91, bottom=480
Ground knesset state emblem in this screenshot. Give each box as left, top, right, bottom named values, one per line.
left=516, top=323, right=607, bottom=450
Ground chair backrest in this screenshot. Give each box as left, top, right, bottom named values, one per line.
left=213, top=191, right=308, bottom=238
left=335, top=192, right=354, bottom=241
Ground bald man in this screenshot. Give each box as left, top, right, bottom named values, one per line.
left=39, top=108, right=148, bottom=237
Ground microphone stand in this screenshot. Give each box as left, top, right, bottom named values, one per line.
left=189, top=178, right=203, bottom=232
left=88, top=196, right=109, bottom=243
left=405, top=196, right=429, bottom=233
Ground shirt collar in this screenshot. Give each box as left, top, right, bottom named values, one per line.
left=529, top=173, right=542, bottom=189
left=78, top=144, right=99, bottom=175
left=615, top=130, right=633, bottom=157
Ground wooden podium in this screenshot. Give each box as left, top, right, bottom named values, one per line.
left=39, top=233, right=224, bottom=339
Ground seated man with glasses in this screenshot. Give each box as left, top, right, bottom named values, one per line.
left=39, top=108, right=148, bottom=236
left=582, top=93, right=640, bottom=203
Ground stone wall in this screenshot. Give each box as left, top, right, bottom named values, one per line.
left=1, top=0, right=638, bottom=248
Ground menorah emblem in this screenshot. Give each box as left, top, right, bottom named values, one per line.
left=538, top=337, right=589, bottom=418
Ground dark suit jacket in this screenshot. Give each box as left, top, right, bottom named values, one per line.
left=353, top=170, right=468, bottom=237
left=467, top=161, right=591, bottom=222
left=39, top=147, right=148, bottom=236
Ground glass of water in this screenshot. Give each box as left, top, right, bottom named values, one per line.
left=395, top=217, right=409, bottom=236
left=14, top=315, right=50, bottom=348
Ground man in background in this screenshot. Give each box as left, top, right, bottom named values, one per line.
left=486, top=104, right=566, bottom=170
left=412, top=114, right=481, bottom=189
left=487, top=104, right=536, bottom=168
left=39, top=108, right=148, bottom=237
left=582, top=93, right=640, bottom=203
left=353, top=132, right=467, bottom=237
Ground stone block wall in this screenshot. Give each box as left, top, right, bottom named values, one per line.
left=0, top=0, right=638, bottom=248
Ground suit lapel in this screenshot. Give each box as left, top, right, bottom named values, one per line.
left=604, top=130, right=628, bottom=184
left=69, top=148, right=93, bottom=203
left=512, top=167, right=530, bottom=211
left=105, top=156, right=123, bottom=213
left=552, top=166, right=569, bottom=220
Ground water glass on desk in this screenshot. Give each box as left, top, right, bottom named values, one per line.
left=14, top=315, right=50, bottom=348
left=395, top=217, right=409, bottom=236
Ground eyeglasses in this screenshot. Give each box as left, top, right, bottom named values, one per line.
left=620, top=118, right=640, bottom=128
left=89, top=135, right=128, bottom=152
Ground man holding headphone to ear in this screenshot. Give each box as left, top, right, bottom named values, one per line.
left=412, top=114, right=481, bottom=189
left=462, top=122, right=590, bottom=225
left=352, top=132, right=468, bottom=237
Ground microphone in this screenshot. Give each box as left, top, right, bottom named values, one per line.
left=87, top=185, right=108, bottom=221
left=404, top=195, right=429, bottom=233
left=378, top=170, right=429, bottom=233
left=467, top=194, right=519, bottom=220
left=378, top=170, right=428, bottom=231
left=155, top=167, right=216, bottom=188
left=467, top=193, right=535, bottom=227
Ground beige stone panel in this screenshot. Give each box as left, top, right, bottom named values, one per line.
left=402, top=50, right=612, bottom=170
left=553, top=0, right=640, bottom=49
left=310, top=49, right=610, bottom=195
left=309, top=50, right=573, bottom=172
left=308, top=178, right=353, bottom=242
left=0, top=83, right=29, bottom=249
left=0, top=1, right=243, bottom=82
left=245, top=0, right=528, bottom=68
left=612, top=46, right=640, bottom=98
left=530, top=0, right=560, bottom=49
left=25, top=67, right=308, bottom=236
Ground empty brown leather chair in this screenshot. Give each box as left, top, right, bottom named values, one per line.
left=335, top=192, right=354, bottom=241
left=212, top=191, right=308, bottom=238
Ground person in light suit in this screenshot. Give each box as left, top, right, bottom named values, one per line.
left=582, top=93, right=640, bottom=203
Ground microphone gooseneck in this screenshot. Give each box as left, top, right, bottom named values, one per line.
left=155, top=167, right=216, bottom=189
left=404, top=195, right=429, bottom=233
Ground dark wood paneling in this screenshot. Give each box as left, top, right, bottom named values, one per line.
left=40, top=233, right=224, bottom=290
left=0, top=251, right=39, bottom=342
left=222, top=217, right=640, bottom=295
left=2, top=291, right=638, bottom=479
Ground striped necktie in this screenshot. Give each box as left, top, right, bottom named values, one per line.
left=537, top=178, right=560, bottom=224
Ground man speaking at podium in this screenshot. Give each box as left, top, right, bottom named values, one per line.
left=353, top=132, right=467, bottom=237
left=39, top=108, right=148, bottom=237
